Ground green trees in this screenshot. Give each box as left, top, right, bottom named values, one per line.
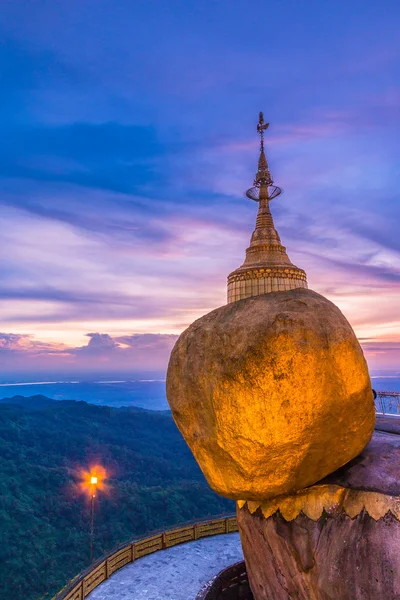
left=0, top=397, right=233, bottom=599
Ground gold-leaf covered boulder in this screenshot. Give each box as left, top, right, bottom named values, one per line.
left=166, top=288, right=375, bottom=501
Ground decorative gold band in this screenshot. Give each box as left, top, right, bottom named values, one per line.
left=246, top=244, right=287, bottom=254
left=237, top=484, right=400, bottom=522
left=228, top=267, right=308, bottom=283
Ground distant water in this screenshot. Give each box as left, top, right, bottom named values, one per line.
left=0, top=380, right=168, bottom=411
left=371, top=376, right=400, bottom=393
left=0, top=376, right=399, bottom=413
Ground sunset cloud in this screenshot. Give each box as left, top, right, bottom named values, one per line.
left=0, top=332, right=177, bottom=376
left=0, top=1, right=399, bottom=375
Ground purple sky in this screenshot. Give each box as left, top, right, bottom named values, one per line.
left=0, top=0, right=399, bottom=377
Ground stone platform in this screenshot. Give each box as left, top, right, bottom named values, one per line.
left=88, top=533, right=243, bottom=600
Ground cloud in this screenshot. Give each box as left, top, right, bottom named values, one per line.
left=0, top=331, right=178, bottom=375
left=361, top=341, right=400, bottom=372
left=0, top=333, right=25, bottom=349
left=0, top=3, right=399, bottom=374
left=82, top=333, right=119, bottom=352
left=2, top=329, right=399, bottom=378
left=362, top=341, right=400, bottom=352
left=0, top=122, right=167, bottom=196
left=0, top=332, right=60, bottom=353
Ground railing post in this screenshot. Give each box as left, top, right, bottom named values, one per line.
left=131, top=543, right=135, bottom=561
left=105, top=559, right=110, bottom=579
left=225, top=517, right=229, bottom=533
left=162, top=532, right=167, bottom=549
left=194, top=524, right=198, bottom=540
left=81, top=578, right=85, bottom=599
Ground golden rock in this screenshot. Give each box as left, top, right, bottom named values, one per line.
left=166, top=288, right=375, bottom=501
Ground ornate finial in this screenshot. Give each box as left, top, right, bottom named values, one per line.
left=257, top=111, right=269, bottom=151
left=227, top=113, right=308, bottom=303
left=246, top=113, right=281, bottom=202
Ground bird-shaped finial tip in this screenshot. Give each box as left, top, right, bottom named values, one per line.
left=257, top=112, right=269, bottom=134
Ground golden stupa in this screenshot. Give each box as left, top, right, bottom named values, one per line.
left=227, top=113, right=307, bottom=303
left=167, top=114, right=375, bottom=502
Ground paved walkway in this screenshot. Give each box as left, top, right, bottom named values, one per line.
left=89, top=533, right=243, bottom=600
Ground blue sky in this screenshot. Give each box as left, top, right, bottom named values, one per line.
left=0, top=0, right=399, bottom=375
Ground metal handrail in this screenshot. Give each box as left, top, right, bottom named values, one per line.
left=375, top=391, right=400, bottom=416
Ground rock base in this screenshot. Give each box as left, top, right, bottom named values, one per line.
left=237, top=504, right=400, bottom=600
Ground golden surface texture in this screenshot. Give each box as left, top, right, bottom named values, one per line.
left=166, top=288, right=375, bottom=501
left=237, top=485, right=400, bottom=521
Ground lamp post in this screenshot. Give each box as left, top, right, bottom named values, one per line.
left=78, top=465, right=106, bottom=565
left=89, top=475, right=98, bottom=563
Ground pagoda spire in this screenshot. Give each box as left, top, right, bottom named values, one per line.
left=254, top=112, right=273, bottom=190
left=227, top=113, right=307, bottom=303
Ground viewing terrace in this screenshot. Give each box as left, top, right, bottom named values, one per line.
left=54, top=396, right=400, bottom=600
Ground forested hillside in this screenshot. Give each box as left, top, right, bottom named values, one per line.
left=0, top=396, right=233, bottom=600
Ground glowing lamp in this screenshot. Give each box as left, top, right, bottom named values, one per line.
left=76, top=464, right=108, bottom=563
left=78, top=465, right=107, bottom=499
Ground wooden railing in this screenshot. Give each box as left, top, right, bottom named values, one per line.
left=53, top=514, right=238, bottom=600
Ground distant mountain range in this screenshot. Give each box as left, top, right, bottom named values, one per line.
left=0, top=379, right=169, bottom=410
left=0, top=393, right=60, bottom=409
